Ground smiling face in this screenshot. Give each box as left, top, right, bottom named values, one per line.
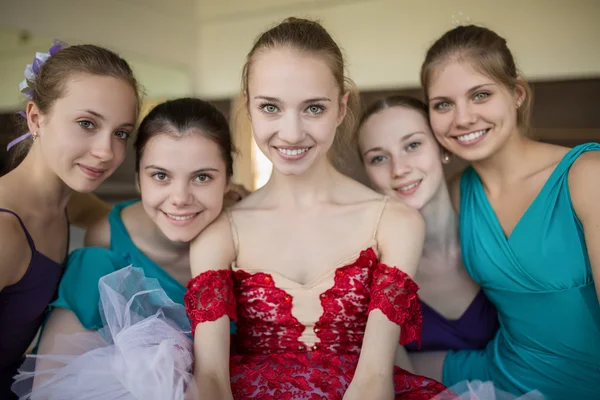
left=246, top=47, right=348, bottom=176
left=359, top=106, right=447, bottom=210
left=427, top=60, right=524, bottom=162
left=31, top=74, right=138, bottom=192
left=138, top=132, right=229, bottom=243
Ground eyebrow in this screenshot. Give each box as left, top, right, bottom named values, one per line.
left=144, top=165, right=220, bottom=174
left=254, top=96, right=331, bottom=104
left=362, top=131, right=425, bottom=156
left=78, top=109, right=136, bottom=128
left=429, top=83, right=496, bottom=102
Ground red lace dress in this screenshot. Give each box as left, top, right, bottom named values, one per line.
left=186, top=248, right=447, bottom=399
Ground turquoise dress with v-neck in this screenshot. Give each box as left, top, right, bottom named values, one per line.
left=442, top=143, right=600, bottom=399
left=52, top=200, right=188, bottom=330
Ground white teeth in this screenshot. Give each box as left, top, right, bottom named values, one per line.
left=457, top=129, right=487, bottom=142
left=165, top=213, right=197, bottom=221
left=398, top=181, right=420, bottom=192
left=278, top=148, right=309, bottom=156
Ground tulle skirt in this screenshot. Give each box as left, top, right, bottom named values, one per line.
left=12, top=266, right=195, bottom=400
left=432, top=380, right=546, bottom=400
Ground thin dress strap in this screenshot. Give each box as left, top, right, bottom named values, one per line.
left=226, top=209, right=240, bottom=258
left=371, top=196, right=389, bottom=241
left=0, top=208, right=35, bottom=252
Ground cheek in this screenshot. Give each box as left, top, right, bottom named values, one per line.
left=111, top=140, right=128, bottom=163
left=140, top=181, right=167, bottom=208
left=429, top=113, right=451, bottom=135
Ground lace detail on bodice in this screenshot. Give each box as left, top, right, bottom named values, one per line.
left=233, top=270, right=306, bottom=353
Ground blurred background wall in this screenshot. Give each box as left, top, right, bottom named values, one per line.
left=1, top=0, right=599, bottom=201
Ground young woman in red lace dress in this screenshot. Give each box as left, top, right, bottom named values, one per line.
left=184, top=18, right=448, bottom=400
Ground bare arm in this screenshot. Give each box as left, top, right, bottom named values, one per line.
left=570, top=151, right=600, bottom=303
left=345, top=202, right=425, bottom=399
left=67, top=192, right=111, bottom=230
left=188, top=213, right=236, bottom=400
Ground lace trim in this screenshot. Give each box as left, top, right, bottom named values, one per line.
left=368, top=262, right=422, bottom=347
left=184, top=269, right=237, bottom=335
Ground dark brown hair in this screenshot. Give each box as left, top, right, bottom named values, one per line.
left=134, top=98, right=235, bottom=178
left=241, top=17, right=360, bottom=165
left=421, top=25, right=533, bottom=134
left=8, top=44, right=141, bottom=168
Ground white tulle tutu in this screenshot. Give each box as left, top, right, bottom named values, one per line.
left=432, top=380, right=546, bottom=399
left=12, top=266, right=196, bottom=400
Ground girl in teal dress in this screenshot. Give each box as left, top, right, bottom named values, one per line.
left=13, top=98, right=239, bottom=399
left=417, top=25, right=600, bottom=399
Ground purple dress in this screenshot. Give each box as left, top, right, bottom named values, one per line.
left=405, top=290, right=499, bottom=352
left=0, top=209, right=66, bottom=399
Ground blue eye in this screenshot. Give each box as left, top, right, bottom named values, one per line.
left=307, top=105, right=325, bottom=115
left=260, top=104, right=279, bottom=113
left=114, top=131, right=130, bottom=140
left=370, top=155, right=386, bottom=165
left=78, top=120, right=95, bottom=129
left=434, top=101, right=452, bottom=110
left=473, top=92, right=490, bottom=101
left=406, top=142, right=421, bottom=151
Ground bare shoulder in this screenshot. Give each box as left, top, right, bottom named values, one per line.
left=84, top=214, right=111, bottom=247
left=569, top=150, right=600, bottom=218
left=190, top=212, right=236, bottom=276
left=0, top=212, right=31, bottom=289
left=376, top=199, right=425, bottom=277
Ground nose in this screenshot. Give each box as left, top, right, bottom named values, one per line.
left=454, top=102, right=477, bottom=128
left=278, top=113, right=306, bottom=144
left=392, top=157, right=412, bottom=178
left=170, top=182, right=193, bottom=207
left=90, top=133, right=115, bottom=162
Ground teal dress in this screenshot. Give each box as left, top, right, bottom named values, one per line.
left=443, top=143, right=600, bottom=399
left=52, top=200, right=188, bottom=330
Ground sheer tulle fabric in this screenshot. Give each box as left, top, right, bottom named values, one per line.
left=12, top=266, right=195, bottom=400
left=432, top=381, right=546, bottom=400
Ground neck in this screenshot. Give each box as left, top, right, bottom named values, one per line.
left=9, top=145, right=72, bottom=212
left=148, top=218, right=190, bottom=256
left=264, top=155, right=340, bottom=208
left=471, top=132, right=534, bottom=192
left=419, top=183, right=459, bottom=257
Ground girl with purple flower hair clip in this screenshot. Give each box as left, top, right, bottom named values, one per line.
left=0, top=40, right=141, bottom=399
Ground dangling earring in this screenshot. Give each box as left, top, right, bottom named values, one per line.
left=32, top=131, right=38, bottom=140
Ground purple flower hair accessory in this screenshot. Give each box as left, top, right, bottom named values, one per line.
left=8, top=40, right=69, bottom=151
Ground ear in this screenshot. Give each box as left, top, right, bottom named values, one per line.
left=26, top=101, right=43, bottom=136
left=441, top=150, right=452, bottom=165
left=337, top=91, right=350, bottom=126
left=514, top=77, right=527, bottom=108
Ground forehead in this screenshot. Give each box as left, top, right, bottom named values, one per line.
left=360, top=107, right=430, bottom=145
left=141, top=133, right=224, bottom=166
left=248, top=47, right=339, bottom=100
left=55, top=74, right=138, bottom=119
left=428, top=60, right=495, bottom=98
